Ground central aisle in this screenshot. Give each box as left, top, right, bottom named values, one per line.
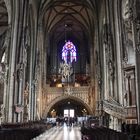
left=33, top=124, right=82, bottom=140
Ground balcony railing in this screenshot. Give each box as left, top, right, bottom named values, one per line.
left=44, top=86, right=90, bottom=105
left=124, top=106, right=137, bottom=118
left=96, top=100, right=126, bottom=118
left=45, top=86, right=89, bottom=95
left=103, top=100, right=125, bottom=117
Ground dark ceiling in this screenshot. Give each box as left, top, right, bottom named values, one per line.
left=39, top=0, right=97, bottom=58
left=39, top=0, right=97, bottom=38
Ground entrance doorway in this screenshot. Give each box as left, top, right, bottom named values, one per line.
left=64, top=109, right=74, bottom=117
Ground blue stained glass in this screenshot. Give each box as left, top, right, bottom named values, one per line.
left=62, top=41, right=77, bottom=63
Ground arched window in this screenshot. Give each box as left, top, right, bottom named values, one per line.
left=62, top=41, right=76, bottom=63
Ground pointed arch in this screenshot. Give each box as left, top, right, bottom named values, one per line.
left=42, top=95, right=93, bottom=118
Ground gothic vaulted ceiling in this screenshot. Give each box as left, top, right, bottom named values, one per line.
left=39, top=0, right=99, bottom=55
left=39, top=0, right=98, bottom=41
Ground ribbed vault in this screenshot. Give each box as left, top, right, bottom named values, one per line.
left=39, top=0, right=97, bottom=34
left=37, top=0, right=98, bottom=76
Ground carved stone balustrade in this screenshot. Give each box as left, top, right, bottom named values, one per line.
left=44, top=86, right=90, bottom=106
left=124, top=106, right=137, bottom=119
left=102, top=100, right=126, bottom=118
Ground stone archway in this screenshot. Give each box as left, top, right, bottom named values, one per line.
left=43, top=95, right=93, bottom=118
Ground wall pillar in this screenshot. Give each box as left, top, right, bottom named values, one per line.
left=7, top=0, right=20, bottom=122
left=130, top=0, right=140, bottom=124
left=7, top=0, right=29, bottom=122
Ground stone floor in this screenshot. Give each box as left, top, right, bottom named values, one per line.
left=33, top=124, right=82, bottom=140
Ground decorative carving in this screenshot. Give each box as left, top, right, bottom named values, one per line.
left=64, top=86, right=72, bottom=95
left=103, top=23, right=114, bottom=96
left=0, top=63, right=8, bottom=83
left=0, top=104, right=4, bottom=124
left=122, top=0, right=133, bottom=30
left=103, top=100, right=125, bottom=118
left=123, top=92, right=128, bottom=106
left=122, top=0, right=133, bottom=21
left=0, top=104, right=4, bottom=117
left=59, top=61, right=73, bottom=83
left=121, top=22, right=129, bottom=65
left=46, top=86, right=89, bottom=105
left=23, top=26, right=30, bottom=65
left=24, top=82, right=29, bottom=103
left=23, top=82, right=29, bottom=122
left=103, top=24, right=114, bottom=63
left=25, top=26, right=30, bottom=48
left=0, top=28, right=10, bottom=83
left=23, top=104, right=29, bottom=122
left=135, top=20, right=140, bottom=53
left=17, top=63, right=24, bottom=81
left=14, top=104, right=23, bottom=113
left=0, top=31, right=7, bottom=48
left=0, top=63, right=5, bottom=83
left=59, top=62, right=73, bottom=79
left=123, top=68, right=136, bottom=106
left=108, top=60, right=114, bottom=79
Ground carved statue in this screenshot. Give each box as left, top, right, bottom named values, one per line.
left=122, top=0, right=133, bottom=31
left=108, top=60, right=114, bottom=78
left=24, top=82, right=29, bottom=121
left=0, top=63, right=5, bottom=83
left=17, top=63, right=24, bottom=80
left=24, top=82, right=29, bottom=100
left=122, top=0, right=133, bottom=21
left=103, top=24, right=113, bottom=62
left=0, top=104, right=4, bottom=123
left=0, top=31, right=6, bottom=48
left=136, top=21, right=140, bottom=52
left=25, top=27, right=30, bottom=47
left=1, top=28, right=11, bottom=52
left=23, top=27, right=30, bottom=65
left=124, top=92, right=128, bottom=106
left=103, top=23, right=115, bottom=96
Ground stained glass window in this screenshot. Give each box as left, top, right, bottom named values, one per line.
left=62, top=41, right=76, bottom=63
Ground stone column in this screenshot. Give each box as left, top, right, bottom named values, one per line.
left=36, top=22, right=44, bottom=119
left=114, top=2, right=123, bottom=104
left=28, top=36, right=33, bottom=121
left=103, top=39, right=109, bottom=100
left=7, top=0, right=20, bottom=122
left=129, top=0, right=140, bottom=124
left=7, top=0, right=29, bottom=122
left=89, top=40, right=96, bottom=115
left=17, top=63, right=24, bottom=122
left=28, top=4, right=38, bottom=121
left=132, top=23, right=140, bottom=123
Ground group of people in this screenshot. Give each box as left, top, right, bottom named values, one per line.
left=56, top=116, right=78, bottom=127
